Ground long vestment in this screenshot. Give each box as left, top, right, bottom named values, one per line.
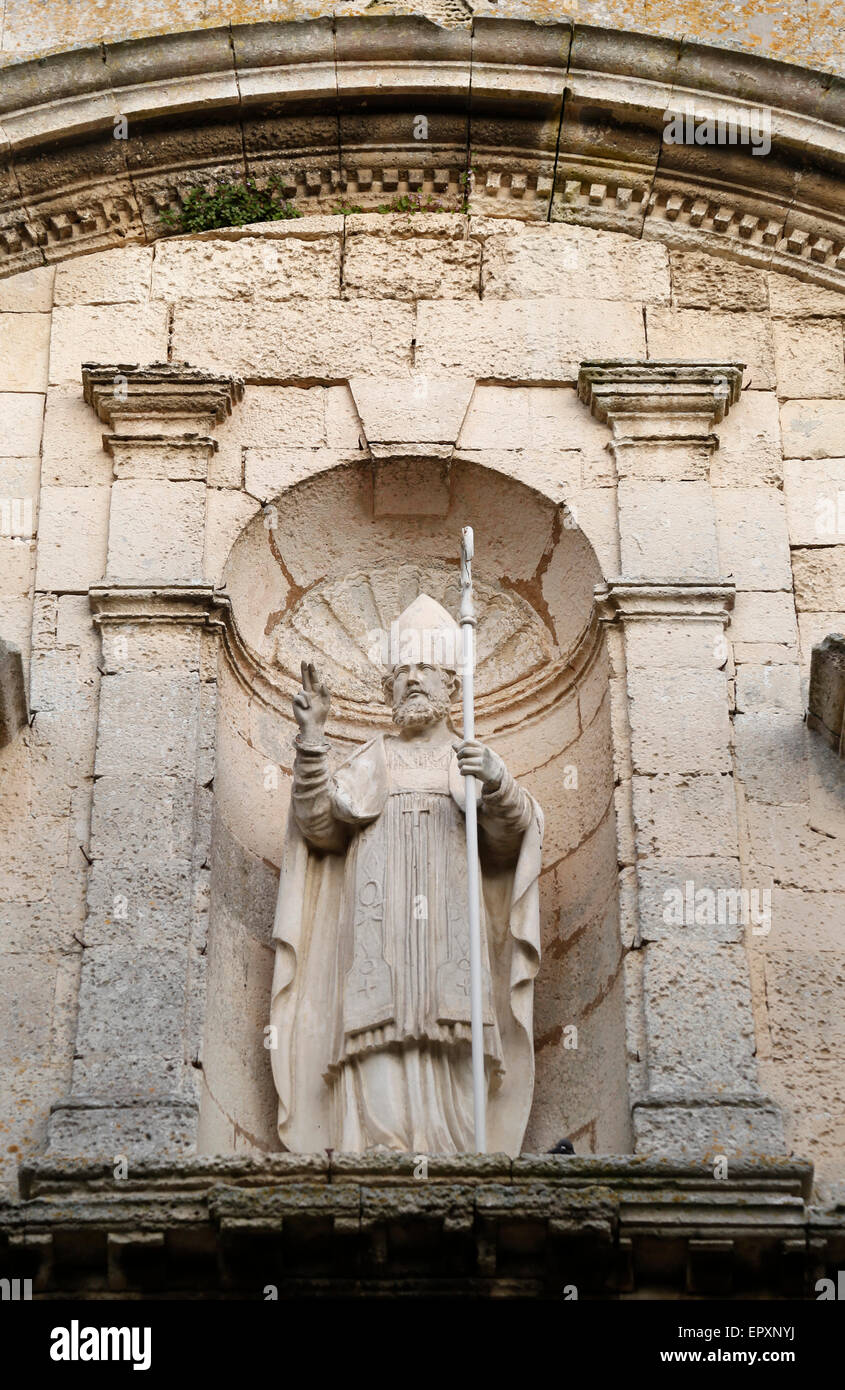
left=270, top=732, right=543, bottom=1154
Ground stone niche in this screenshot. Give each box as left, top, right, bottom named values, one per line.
left=196, top=455, right=630, bottom=1157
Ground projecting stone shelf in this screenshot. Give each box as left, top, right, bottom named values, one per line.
left=2, top=1153, right=830, bottom=1299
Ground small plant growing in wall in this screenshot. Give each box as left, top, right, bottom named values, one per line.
left=160, top=177, right=302, bottom=233
left=376, top=192, right=450, bottom=214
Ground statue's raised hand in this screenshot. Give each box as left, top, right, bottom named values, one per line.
left=293, top=661, right=331, bottom=743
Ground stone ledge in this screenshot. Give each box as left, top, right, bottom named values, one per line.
left=1, top=1153, right=832, bottom=1297
left=0, top=19, right=844, bottom=289
left=596, top=581, right=736, bottom=624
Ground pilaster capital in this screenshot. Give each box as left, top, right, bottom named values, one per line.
left=578, top=360, right=744, bottom=436
left=89, top=583, right=230, bottom=627
left=595, top=579, right=736, bottom=624
left=81, top=361, right=244, bottom=433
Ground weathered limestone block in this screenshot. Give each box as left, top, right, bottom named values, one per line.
left=633, top=1101, right=785, bottom=1156
left=34, top=485, right=109, bottom=592
left=765, top=952, right=845, bottom=1059
left=416, top=300, right=646, bottom=380
left=222, top=385, right=326, bottom=450
left=1, top=0, right=206, bottom=54
left=746, top=803, right=845, bottom=890
left=458, top=384, right=610, bottom=474
left=792, top=547, right=845, bottom=610
left=69, top=947, right=195, bottom=1094
left=94, top=669, right=201, bottom=779
left=54, top=247, right=153, bottom=305
left=0, top=311, right=49, bottom=391
left=712, top=391, right=782, bottom=488
left=152, top=236, right=341, bottom=302
left=624, top=617, right=726, bottom=670
left=783, top=458, right=845, bottom=546
left=735, top=663, right=803, bottom=714
left=171, top=301, right=415, bottom=378
left=670, top=252, right=768, bottom=311
left=637, top=857, right=744, bottom=943
left=764, top=1057, right=845, bottom=1179
left=714, top=488, right=793, bottom=590
left=106, top=437, right=213, bottom=481
left=0, top=638, right=27, bottom=747
left=105, top=480, right=206, bottom=583
left=767, top=274, right=845, bottom=317
left=325, top=385, right=363, bottom=447
left=627, top=667, right=733, bottom=774
left=733, top=713, right=809, bottom=804
left=41, top=385, right=113, bottom=486
left=482, top=224, right=670, bottom=303
left=48, top=306, right=169, bottom=385
left=645, top=308, right=776, bottom=389
left=765, top=888, right=845, bottom=951
left=344, top=227, right=481, bottom=300
left=561, top=487, right=620, bottom=576
left=0, top=454, right=38, bottom=515
left=729, top=591, right=799, bottom=648
left=0, top=265, right=54, bottom=311
left=0, top=953, right=65, bottom=1070
left=642, top=941, right=761, bottom=1095
left=807, top=634, right=845, bottom=755
left=350, top=376, right=475, bottom=447
left=618, top=481, right=719, bottom=578
left=773, top=320, right=845, bottom=399
left=780, top=399, right=845, bottom=458
left=0, top=392, right=46, bottom=456
left=203, top=488, right=261, bottom=584
left=243, top=447, right=352, bottom=500
left=632, top=773, right=740, bottom=860
left=85, top=866, right=203, bottom=990
left=89, top=774, right=197, bottom=867
left=1, top=536, right=34, bottom=600
left=46, top=1100, right=199, bottom=1162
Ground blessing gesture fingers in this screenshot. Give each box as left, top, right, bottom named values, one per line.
left=292, top=661, right=331, bottom=740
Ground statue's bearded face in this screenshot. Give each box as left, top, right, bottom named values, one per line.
left=387, top=663, right=456, bottom=729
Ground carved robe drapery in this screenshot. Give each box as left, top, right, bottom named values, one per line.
left=270, top=733, right=543, bottom=1154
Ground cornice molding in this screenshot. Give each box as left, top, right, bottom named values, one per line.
left=81, top=363, right=245, bottom=429
left=4, top=1152, right=831, bottom=1298
left=0, top=18, right=845, bottom=289
left=88, top=583, right=228, bottom=626
left=595, top=580, right=736, bottom=624
left=578, top=361, right=744, bottom=428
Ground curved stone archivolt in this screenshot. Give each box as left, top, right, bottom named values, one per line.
left=1, top=15, right=845, bottom=288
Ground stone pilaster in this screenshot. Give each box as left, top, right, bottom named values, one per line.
left=47, top=364, right=242, bottom=1160
left=579, top=361, right=785, bottom=1157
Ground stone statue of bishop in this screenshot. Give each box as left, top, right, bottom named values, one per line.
left=269, top=594, right=543, bottom=1155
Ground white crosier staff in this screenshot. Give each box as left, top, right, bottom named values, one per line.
left=459, top=525, right=486, bottom=1153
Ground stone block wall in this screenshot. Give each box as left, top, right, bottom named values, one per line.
left=1, top=0, right=842, bottom=79
left=0, top=213, right=843, bottom=1188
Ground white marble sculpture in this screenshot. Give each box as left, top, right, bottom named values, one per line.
left=269, top=594, right=543, bottom=1155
